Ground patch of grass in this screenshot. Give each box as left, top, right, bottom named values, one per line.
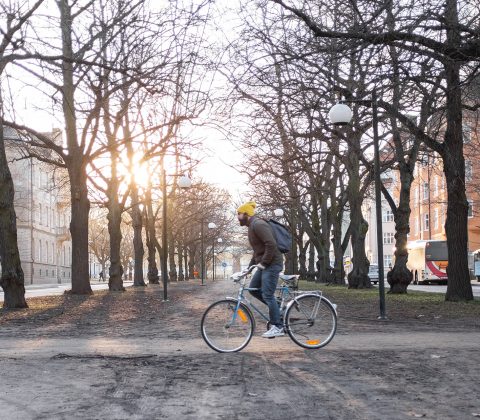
left=296, top=280, right=480, bottom=321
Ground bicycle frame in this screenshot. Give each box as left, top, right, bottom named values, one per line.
left=226, top=275, right=331, bottom=328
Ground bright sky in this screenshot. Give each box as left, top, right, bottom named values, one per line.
left=7, top=0, right=251, bottom=200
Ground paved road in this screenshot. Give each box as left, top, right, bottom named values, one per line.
left=0, top=281, right=134, bottom=302
left=373, top=280, right=480, bottom=297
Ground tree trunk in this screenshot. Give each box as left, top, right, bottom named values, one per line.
left=441, top=0, right=473, bottom=301
left=348, top=206, right=370, bottom=289
left=0, top=125, right=28, bottom=308
left=307, top=241, right=316, bottom=281
left=146, top=233, right=159, bottom=284
left=346, top=132, right=370, bottom=289
left=183, top=249, right=189, bottom=280
left=178, top=244, right=185, bottom=281
left=59, top=0, right=91, bottom=295
left=168, top=233, right=177, bottom=282
left=68, top=162, right=92, bottom=294
left=130, top=190, right=145, bottom=287
left=188, top=247, right=196, bottom=278
left=298, top=240, right=308, bottom=279
left=388, top=169, right=413, bottom=293
left=106, top=190, right=124, bottom=292
left=331, top=208, right=346, bottom=285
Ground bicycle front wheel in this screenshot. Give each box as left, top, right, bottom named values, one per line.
left=285, top=294, right=337, bottom=349
left=201, top=299, right=254, bottom=353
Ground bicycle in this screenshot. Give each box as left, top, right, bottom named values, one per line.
left=200, top=265, right=338, bottom=353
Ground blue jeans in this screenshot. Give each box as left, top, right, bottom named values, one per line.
left=249, top=264, right=283, bottom=328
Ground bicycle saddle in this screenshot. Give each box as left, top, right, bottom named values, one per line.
left=279, top=274, right=298, bottom=282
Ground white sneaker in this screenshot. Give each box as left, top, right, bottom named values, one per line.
left=262, top=325, right=285, bottom=338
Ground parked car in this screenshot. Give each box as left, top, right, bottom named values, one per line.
left=368, top=264, right=379, bottom=284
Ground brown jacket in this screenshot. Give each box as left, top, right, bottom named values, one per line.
left=247, top=216, right=283, bottom=267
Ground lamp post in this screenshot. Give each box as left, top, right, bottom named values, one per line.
left=161, top=170, right=191, bottom=301
left=214, top=237, right=223, bottom=281
left=207, top=222, right=217, bottom=280
left=328, top=90, right=387, bottom=319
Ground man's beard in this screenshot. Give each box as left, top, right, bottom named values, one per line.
left=239, top=218, right=248, bottom=226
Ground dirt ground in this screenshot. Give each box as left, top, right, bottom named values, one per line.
left=0, top=279, right=479, bottom=420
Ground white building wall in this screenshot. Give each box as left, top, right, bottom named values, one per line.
left=2, top=128, right=73, bottom=285
left=363, top=198, right=396, bottom=270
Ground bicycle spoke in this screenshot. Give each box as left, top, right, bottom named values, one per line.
left=201, top=300, right=254, bottom=353
left=285, top=295, right=337, bottom=349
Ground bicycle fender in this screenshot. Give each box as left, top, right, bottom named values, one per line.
left=285, top=293, right=338, bottom=316
left=224, top=297, right=256, bottom=330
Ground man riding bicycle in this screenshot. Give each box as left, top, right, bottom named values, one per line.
left=237, top=201, right=284, bottom=338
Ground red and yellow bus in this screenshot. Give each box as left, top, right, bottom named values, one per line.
left=407, top=240, right=448, bottom=285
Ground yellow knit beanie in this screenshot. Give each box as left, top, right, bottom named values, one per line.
left=237, top=201, right=256, bottom=217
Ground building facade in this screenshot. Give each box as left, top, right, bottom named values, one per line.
left=407, top=119, right=480, bottom=257
left=2, top=127, right=72, bottom=284
left=363, top=172, right=397, bottom=269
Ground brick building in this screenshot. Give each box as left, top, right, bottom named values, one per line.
left=407, top=118, right=480, bottom=260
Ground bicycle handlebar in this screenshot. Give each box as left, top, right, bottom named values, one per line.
left=231, top=265, right=259, bottom=282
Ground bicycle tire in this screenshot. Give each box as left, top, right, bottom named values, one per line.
left=285, top=294, right=337, bottom=349
left=201, top=299, right=254, bottom=353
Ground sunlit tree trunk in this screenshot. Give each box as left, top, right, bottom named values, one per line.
left=0, top=125, right=28, bottom=308
left=60, top=0, right=91, bottom=294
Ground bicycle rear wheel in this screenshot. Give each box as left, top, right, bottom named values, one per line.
left=201, top=299, right=254, bottom=353
left=285, top=294, right=337, bottom=349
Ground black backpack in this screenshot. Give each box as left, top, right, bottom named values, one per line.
left=253, top=218, right=292, bottom=254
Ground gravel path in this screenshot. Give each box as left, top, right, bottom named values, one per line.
left=0, top=279, right=479, bottom=419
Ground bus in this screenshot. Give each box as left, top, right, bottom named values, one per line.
left=473, top=249, right=480, bottom=281
left=407, top=240, right=448, bottom=285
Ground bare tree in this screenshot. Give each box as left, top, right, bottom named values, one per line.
left=0, top=0, right=46, bottom=308
left=271, top=0, right=480, bottom=301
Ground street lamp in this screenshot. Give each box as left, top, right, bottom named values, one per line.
left=274, top=208, right=284, bottom=217
left=328, top=90, right=386, bottom=319
left=161, top=170, right=191, bottom=301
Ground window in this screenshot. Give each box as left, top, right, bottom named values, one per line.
left=46, top=207, right=49, bottom=227
left=434, top=208, right=439, bottom=229
left=434, top=176, right=439, bottom=197
left=424, top=214, right=429, bottom=231
left=468, top=200, right=473, bottom=218
left=384, top=255, right=393, bottom=269
left=39, top=239, right=42, bottom=262
left=465, top=160, right=473, bottom=182
left=423, top=182, right=429, bottom=200
left=463, top=124, right=472, bottom=144
left=383, top=232, right=394, bottom=244
left=383, top=209, right=394, bottom=223
left=39, top=204, right=42, bottom=225
left=46, top=241, right=49, bottom=264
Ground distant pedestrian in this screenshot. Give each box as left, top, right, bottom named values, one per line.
left=99, top=271, right=104, bottom=282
